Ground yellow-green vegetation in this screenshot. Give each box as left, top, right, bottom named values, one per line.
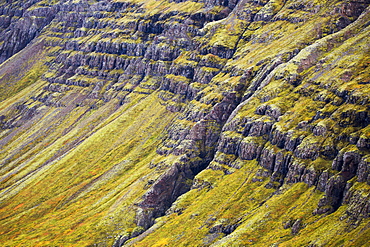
left=202, top=19, right=248, bottom=50
left=0, top=41, right=53, bottom=102
left=0, top=90, right=177, bottom=246
left=0, top=0, right=369, bottom=246
left=128, top=162, right=323, bottom=246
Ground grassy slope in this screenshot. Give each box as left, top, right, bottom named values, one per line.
left=0, top=37, right=179, bottom=245
left=0, top=40, right=50, bottom=103
left=0, top=90, right=177, bottom=246
left=0, top=0, right=369, bottom=246
left=127, top=2, right=370, bottom=247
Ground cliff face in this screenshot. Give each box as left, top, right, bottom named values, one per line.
left=0, top=0, right=369, bottom=246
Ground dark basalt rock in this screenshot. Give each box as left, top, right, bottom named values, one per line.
left=136, top=160, right=197, bottom=229
left=316, top=175, right=347, bottom=214
left=209, top=222, right=240, bottom=235
left=0, top=2, right=59, bottom=63
left=332, top=150, right=362, bottom=176
left=291, top=219, right=302, bottom=235
left=343, top=183, right=370, bottom=220
left=0, top=0, right=369, bottom=246
left=238, top=137, right=265, bottom=161
left=357, top=156, right=370, bottom=184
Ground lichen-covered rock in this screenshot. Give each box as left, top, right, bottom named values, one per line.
left=291, top=219, right=302, bottom=235
left=0, top=1, right=59, bottom=63
left=137, top=163, right=191, bottom=226
left=316, top=175, right=347, bottom=214
left=0, top=0, right=369, bottom=246
left=357, top=156, right=370, bottom=184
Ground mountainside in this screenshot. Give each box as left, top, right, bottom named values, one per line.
left=0, top=0, right=369, bottom=246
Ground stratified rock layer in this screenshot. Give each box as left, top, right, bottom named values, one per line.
left=0, top=0, right=369, bottom=246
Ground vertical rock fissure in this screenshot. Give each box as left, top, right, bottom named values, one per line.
left=118, top=56, right=251, bottom=246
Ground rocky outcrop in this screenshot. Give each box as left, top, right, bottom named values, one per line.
left=136, top=161, right=196, bottom=229
left=122, top=2, right=370, bottom=243
left=0, top=0, right=59, bottom=63
left=0, top=0, right=369, bottom=246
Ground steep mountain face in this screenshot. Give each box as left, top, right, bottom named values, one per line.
left=0, top=0, right=369, bottom=246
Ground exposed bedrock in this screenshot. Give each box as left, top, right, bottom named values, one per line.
left=0, top=0, right=369, bottom=246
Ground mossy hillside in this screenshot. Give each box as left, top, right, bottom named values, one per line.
left=206, top=11, right=370, bottom=247
left=168, top=73, right=247, bottom=132
left=124, top=2, right=370, bottom=246
left=306, top=22, right=370, bottom=99
left=209, top=151, right=239, bottom=173
left=37, top=0, right=223, bottom=111
left=0, top=45, right=63, bottom=169
left=0, top=40, right=54, bottom=103
left=0, top=61, right=46, bottom=103
left=210, top=73, right=244, bottom=94
left=196, top=0, right=285, bottom=52
left=0, top=102, right=167, bottom=245
left=118, top=0, right=204, bottom=16
left=128, top=159, right=344, bottom=247
left=129, top=160, right=274, bottom=246
left=276, top=184, right=370, bottom=247
left=199, top=54, right=228, bottom=68
left=266, top=15, right=369, bottom=144
left=163, top=74, right=192, bottom=91
left=0, top=97, right=121, bottom=192
left=209, top=184, right=319, bottom=246
left=223, top=6, right=370, bottom=152
left=0, top=91, right=178, bottom=246
left=0, top=0, right=369, bottom=246
left=227, top=1, right=353, bottom=72
left=134, top=175, right=367, bottom=246
left=202, top=19, right=248, bottom=50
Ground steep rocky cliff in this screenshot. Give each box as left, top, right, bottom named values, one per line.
left=0, top=0, right=369, bottom=246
